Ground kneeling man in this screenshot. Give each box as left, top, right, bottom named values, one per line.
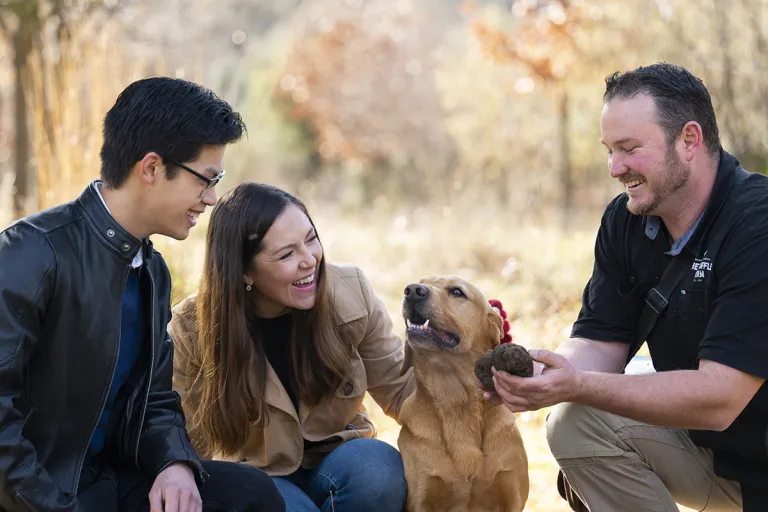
left=483, top=63, right=768, bottom=512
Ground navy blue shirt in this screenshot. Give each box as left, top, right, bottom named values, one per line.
left=88, top=267, right=143, bottom=456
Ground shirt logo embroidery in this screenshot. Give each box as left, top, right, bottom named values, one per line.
left=692, top=256, right=712, bottom=282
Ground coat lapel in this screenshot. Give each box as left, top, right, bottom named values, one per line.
left=256, top=352, right=299, bottom=422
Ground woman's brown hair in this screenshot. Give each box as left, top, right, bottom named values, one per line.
left=188, top=183, right=350, bottom=457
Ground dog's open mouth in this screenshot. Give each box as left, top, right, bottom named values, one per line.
left=405, top=310, right=460, bottom=349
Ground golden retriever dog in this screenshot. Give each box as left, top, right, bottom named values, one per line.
left=397, top=276, right=529, bottom=512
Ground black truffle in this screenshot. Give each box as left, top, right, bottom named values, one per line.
left=475, top=344, right=534, bottom=391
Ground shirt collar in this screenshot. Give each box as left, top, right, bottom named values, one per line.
left=645, top=213, right=703, bottom=256
left=643, top=150, right=743, bottom=256
left=94, top=181, right=143, bottom=269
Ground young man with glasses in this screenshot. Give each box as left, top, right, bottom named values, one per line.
left=0, top=77, right=285, bottom=512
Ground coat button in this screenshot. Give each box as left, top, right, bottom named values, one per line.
left=121, top=243, right=131, bottom=252
left=106, top=229, right=115, bottom=237
left=345, top=424, right=356, bottom=431
left=341, top=381, right=353, bottom=396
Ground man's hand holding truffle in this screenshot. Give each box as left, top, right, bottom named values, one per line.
left=485, top=349, right=584, bottom=413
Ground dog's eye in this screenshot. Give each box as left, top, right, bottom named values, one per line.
left=450, top=287, right=466, bottom=298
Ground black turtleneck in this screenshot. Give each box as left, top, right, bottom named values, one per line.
left=260, top=314, right=334, bottom=452
left=260, top=313, right=297, bottom=411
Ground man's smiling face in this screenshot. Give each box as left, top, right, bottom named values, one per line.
left=600, top=93, right=690, bottom=216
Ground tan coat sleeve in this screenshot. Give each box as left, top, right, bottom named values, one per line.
left=168, top=299, right=211, bottom=459
left=355, top=268, right=415, bottom=423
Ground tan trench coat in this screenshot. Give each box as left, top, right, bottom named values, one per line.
left=169, top=263, right=415, bottom=476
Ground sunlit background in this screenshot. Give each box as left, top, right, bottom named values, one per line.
left=2, top=0, right=765, bottom=509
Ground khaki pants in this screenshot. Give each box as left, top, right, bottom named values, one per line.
left=546, top=403, right=742, bottom=511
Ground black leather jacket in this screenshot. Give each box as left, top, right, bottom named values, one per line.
left=0, top=183, right=204, bottom=511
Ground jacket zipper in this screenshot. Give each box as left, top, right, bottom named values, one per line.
left=14, top=490, right=38, bottom=512
left=71, top=267, right=127, bottom=493
left=135, top=268, right=156, bottom=467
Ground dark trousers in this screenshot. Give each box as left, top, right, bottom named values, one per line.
left=77, top=457, right=285, bottom=512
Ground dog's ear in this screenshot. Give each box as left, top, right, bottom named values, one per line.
left=400, top=340, right=413, bottom=376
left=486, top=309, right=503, bottom=346
left=487, top=299, right=513, bottom=345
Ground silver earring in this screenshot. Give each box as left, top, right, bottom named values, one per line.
left=246, top=284, right=252, bottom=291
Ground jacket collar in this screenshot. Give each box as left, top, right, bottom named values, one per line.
left=76, top=181, right=154, bottom=263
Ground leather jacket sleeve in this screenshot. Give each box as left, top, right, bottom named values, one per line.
left=0, top=224, right=84, bottom=512
left=136, top=301, right=206, bottom=484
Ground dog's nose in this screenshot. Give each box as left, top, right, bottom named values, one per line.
left=404, top=284, right=429, bottom=301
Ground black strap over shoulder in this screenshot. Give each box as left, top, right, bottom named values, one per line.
left=626, top=251, right=694, bottom=364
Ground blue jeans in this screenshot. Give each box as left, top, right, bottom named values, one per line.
left=272, top=438, right=406, bottom=511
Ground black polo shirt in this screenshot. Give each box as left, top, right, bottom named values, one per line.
left=572, top=150, right=768, bottom=486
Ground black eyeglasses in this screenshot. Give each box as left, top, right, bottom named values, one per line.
left=164, top=158, right=225, bottom=198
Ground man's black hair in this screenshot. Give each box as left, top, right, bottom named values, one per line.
left=100, top=77, right=246, bottom=188
left=604, top=62, right=721, bottom=153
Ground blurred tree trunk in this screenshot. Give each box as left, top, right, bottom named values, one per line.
left=748, top=0, right=768, bottom=136
left=667, top=0, right=768, bottom=172
left=741, top=0, right=768, bottom=172
left=12, top=26, right=33, bottom=220
left=6, top=0, right=120, bottom=218
left=712, top=0, right=768, bottom=171
left=714, top=0, right=740, bottom=153
left=558, top=87, right=573, bottom=226
left=751, top=0, right=768, bottom=139
left=360, top=156, right=390, bottom=206
left=471, top=0, right=591, bottom=223
left=495, top=165, right=511, bottom=207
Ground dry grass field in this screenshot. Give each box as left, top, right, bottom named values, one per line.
left=154, top=201, right=595, bottom=511
left=0, top=186, right=696, bottom=511
left=155, top=201, right=696, bottom=512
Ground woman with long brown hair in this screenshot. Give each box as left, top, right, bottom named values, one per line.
left=169, top=182, right=414, bottom=511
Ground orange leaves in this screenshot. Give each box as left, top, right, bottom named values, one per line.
left=273, top=0, right=449, bottom=169
left=473, top=20, right=558, bottom=81
left=460, top=0, right=478, bottom=16
left=469, top=1, right=589, bottom=83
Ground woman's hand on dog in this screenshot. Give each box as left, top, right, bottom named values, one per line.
left=484, top=349, right=585, bottom=413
